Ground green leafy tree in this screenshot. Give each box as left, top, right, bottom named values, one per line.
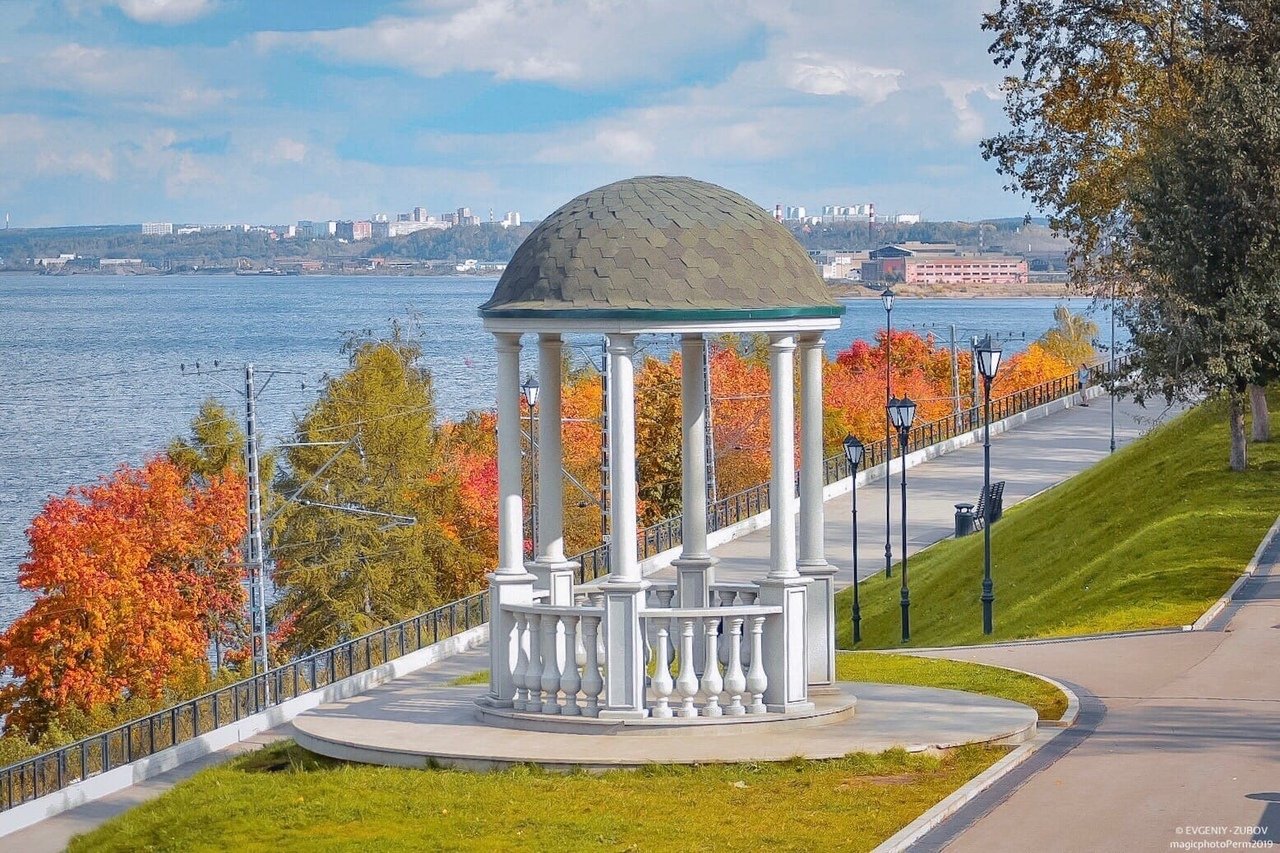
left=269, top=325, right=488, bottom=653
left=1123, top=15, right=1280, bottom=470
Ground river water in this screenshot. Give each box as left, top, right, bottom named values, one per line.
left=0, top=273, right=1111, bottom=627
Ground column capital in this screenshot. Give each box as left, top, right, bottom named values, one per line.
left=606, top=333, right=637, bottom=355
left=495, top=331, right=523, bottom=352
left=768, top=333, right=797, bottom=352
left=537, top=331, right=563, bottom=344
left=797, top=332, right=825, bottom=348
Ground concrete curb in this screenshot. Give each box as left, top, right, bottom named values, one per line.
left=895, top=625, right=1188, bottom=654
left=1189, top=512, right=1280, bottom=631
left=869, top=663, right=1087, bottom=851
left=871, top=727, right=1068, bottom=853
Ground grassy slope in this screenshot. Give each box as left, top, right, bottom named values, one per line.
left=69, top=742, right=1002, bottom=853
left=837, top=395, right=1280, bottom=650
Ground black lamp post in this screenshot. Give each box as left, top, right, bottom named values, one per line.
left=843, top=434, right=866, bottom=644
left=521, top=373, right=540, bottom=561
left=882, top=287, right=895, bottom=579
left=975, top=335, right=1003, bottom=635
left=887, top=395, right=916, bottom=643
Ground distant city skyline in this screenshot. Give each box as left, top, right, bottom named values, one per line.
left=0, top=1, right=1018, bottom=228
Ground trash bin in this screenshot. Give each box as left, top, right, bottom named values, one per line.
left=954, top=503, right=975, bottom=537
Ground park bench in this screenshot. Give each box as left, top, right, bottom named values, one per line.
left=954, top=480, right=1006, bottom=536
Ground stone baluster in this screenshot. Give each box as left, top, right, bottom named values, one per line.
left=540, top=612, right=561, bottom=714
left=580, top=613, right=603, bottom=718
left=655, top=587, right=676, bottom=608
left=560, top=614, right=581, bottom=716
left=717, top=589, right=738, bottom=607
left=651, top=618, right=675, bottom=718
left=574, top=614, right=587, bottom=672
left=740, top=589, right=758, bottom=605
left=746, top=615, right=768, bottom=714
left=675, top=617, right=699, bottom=718
left=512, top=611, right=530, bottom=711
left=525, top=610, right=543, bottom=713
left=700, top=616, right=724, bottom=717
left=724, top=616, right=747, bottom=716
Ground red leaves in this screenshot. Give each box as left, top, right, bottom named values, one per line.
left=0, top=458, right=246, bottom=737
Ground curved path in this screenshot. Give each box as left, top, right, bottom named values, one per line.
left=911, top=544, right=1280, bottom=852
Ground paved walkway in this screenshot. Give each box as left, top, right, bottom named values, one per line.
left=652, top=394, right=1185, bottom=587
left=910, top=538, right=1280, bottom=852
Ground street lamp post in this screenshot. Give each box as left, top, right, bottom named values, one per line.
left=1110, top=277, right=1117, bottom=454
left=521, top=373, right=540, bottom=561
left=887, top=395, right=916, bottom=643
left=975, top=335, right=1003, bottom=635
left=843, top=435, right=866, bottom=644
left=882, top=288, right=895, bottom=578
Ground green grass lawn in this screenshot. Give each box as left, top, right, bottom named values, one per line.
left=838, top=395, right=1280, bottom=650
left=836, top=652, right=1067, bottom=720
left=70, top=742, right=1002, bottom=853
left=70, top=654, right=1061, bottom=852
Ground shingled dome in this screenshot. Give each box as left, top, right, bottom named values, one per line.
left=480, top=176, right=843, bottom=323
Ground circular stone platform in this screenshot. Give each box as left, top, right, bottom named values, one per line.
left=291, top=671, right=1038, bottom=772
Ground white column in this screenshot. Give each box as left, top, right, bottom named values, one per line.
left=531, top=332, right=577, bottom=605
left=756, top=333, right=814, bottom=714
left=767, top=334, right=799, bottom=581
left=600, top=332, right=648, bottom=719
left=674, top=334, right=716, bottom=612
left=608, top=333, right=639, bottom=582
left=797, top=334, right=837, bottom=690
left=484, top=332, right=535, bottom=708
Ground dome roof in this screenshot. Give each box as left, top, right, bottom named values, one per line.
left=480, top=176, right=842, bottom=323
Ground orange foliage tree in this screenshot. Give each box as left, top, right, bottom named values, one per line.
left=0, top=458, right=246, bottom=737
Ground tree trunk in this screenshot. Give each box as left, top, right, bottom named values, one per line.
left=1229, top=393, right=1248, bottom=472
left=1248, top=383, right=1270, bottom=441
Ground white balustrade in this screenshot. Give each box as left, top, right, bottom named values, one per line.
left=560, top=614, right=581, bottom=716
left=580, top=613, right=603, bottom=717
left=651, top=619, right=674, bottom=718
left=512, top=611, right=530, bottom=710
left=498, top=601, right=777, bottom=722
left=746, top=615, right=768, bottom=714
left=700, top=616, right=723, bottom=716
left=723, top=616, right=747, bottom=716
left=539, top=612, right=561, bottom=714
left=675, top=617, right=699, bottom=718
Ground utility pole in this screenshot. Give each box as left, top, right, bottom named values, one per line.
left=599, top=338, right=610, bottom=546
left=970, top=336, right=981, bottom=424
left=703, top=337, right=718, bottom=505
left=949, top=324, right=961, bottom=430
left=243, top=364, right=271, bottom=695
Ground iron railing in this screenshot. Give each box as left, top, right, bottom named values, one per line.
left=0, top=593, right=487, bottom=813
left=0, top=358, right=1121, bottom=813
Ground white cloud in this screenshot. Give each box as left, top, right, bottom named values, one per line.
left=256, top=0, right=756, bottom=88
left=112, top=0, right=215, bottom=25
left=271, top=138, right=308, bottom=164
left=28, top=43, right=233, bottom=116
left=940, top=80, right=1000, bottom=143
left=783, top=53, right=902, bottom=102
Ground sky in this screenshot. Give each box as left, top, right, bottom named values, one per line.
left=0, top=0, right=1024, bottom=228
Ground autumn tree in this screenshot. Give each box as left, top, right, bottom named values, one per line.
left=982, top=0, right=1203, bottom=288
left=270, top=326, right=490, bottom=654
left=0, top=458, right=246, bottom=738
left=1037, top=304, right=1098, bottom=365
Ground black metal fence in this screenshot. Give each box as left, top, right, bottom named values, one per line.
left=0, top=359, right=1118, bottom=814
left=0, top=593, right=487, bottom=813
